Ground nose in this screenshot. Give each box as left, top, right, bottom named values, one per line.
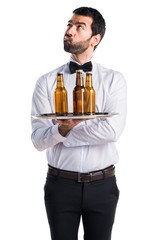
left=66, top=25, right=75, bottom=36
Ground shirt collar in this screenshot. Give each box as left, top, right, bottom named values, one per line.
left=69, top=57, right=94, bottom=65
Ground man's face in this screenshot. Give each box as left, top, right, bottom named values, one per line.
left=63, top=14, right=93, bottom=54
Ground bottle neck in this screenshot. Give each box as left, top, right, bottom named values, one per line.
left=56, top=73, right=64, bottom=87
left=76, top=71, right=84, bottom=86
left=85, top=73, right=93, bottom=87
left=57, top=80, right=64, bottom=88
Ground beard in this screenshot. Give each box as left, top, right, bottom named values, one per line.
left=64, top=37, right=92, bottom=54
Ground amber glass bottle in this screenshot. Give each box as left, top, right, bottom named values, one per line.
left=54, top=72, right=68, bottom=115
left=84, top=72, right=95, bottom=114
left=73, top=70, right=85, bottom=115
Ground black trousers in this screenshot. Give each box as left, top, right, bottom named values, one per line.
left=44, top=173, right=119, bottom=240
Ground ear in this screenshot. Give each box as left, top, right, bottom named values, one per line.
left=91, top=34, right=101, bottom=48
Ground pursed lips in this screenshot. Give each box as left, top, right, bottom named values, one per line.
left=64, top=35, right=72, bottom=41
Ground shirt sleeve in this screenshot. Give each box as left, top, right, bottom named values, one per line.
left=63, top=72, right=127, bottom=147
left=31, top=76, right=66, bottom=151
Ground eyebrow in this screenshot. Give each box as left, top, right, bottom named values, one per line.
left=68, top=20, right=87, bottom=27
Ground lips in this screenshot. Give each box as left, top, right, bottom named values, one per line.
left=64, top=33, right=73, bottom=41
left=64, top=36, right=70, bottom=41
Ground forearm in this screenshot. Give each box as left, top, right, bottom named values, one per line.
left=63, top=116, right=124, bottom=147
left=31, top=119, right=66, bottom=151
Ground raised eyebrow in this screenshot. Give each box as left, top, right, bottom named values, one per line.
left=68, top=20, right=86, bottom=26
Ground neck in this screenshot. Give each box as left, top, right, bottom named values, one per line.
left=70, top=52, right=93, bottom=65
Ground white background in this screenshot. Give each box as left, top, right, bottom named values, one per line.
left=0, top=0, right=160, bottom=239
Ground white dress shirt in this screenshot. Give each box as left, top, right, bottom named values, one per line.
left=31, top=59, right=127, bottom=172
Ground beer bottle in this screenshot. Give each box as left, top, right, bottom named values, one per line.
left=84, top=72, right=95, bottom=114
left=73, top=70, right=85, bottom=115
left=54, top=72, right=68, bottom=115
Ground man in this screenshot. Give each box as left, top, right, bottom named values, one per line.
left=31, top=7, right=127, bottom=240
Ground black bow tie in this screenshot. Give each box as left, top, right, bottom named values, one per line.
left=69, top=61, right=92, bottom=74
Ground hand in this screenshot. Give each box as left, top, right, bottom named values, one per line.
left=54, top=119, right=85, bottom=136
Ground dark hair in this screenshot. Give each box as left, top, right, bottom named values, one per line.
left=73, top=7, right=106, bottom=49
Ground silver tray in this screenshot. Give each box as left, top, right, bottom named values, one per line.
left=32, top=112, right=118, bottom=120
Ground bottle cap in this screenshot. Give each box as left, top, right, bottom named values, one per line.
left=86, top=72, right=92, bottom=74
left=76, top=69, right=83, bottom=73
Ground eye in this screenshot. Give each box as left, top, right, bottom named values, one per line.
left=77, top=25, right=84, bottom=30
left=67, top=23, right=72, bottom=27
